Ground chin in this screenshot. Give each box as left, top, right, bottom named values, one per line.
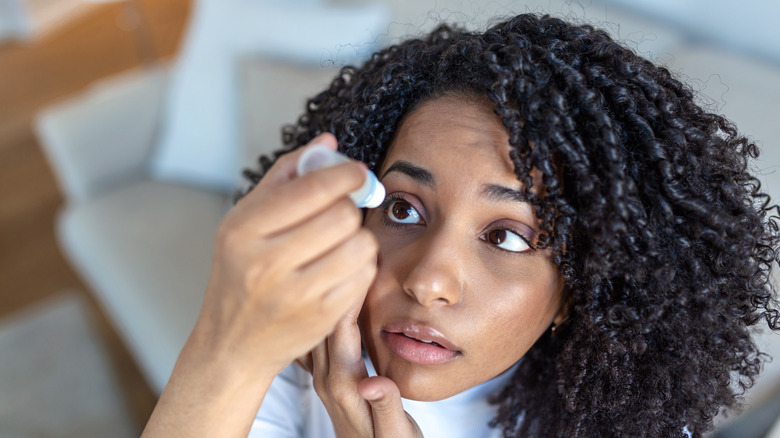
left=371, top=355, right=472, bottom=401
left=396, top=382, right=464, bottom=402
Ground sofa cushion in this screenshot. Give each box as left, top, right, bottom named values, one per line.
left=149, top=0, right=389, bottom=192
left=36, top=65, right=168, bottom=204
left=240, top=58, right=339, bottom=181
left=57, top=179, right=230, bottom=393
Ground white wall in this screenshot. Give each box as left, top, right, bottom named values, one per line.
left=601, top=0, right=780, bottom=67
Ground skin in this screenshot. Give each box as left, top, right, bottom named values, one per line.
left=142, top=95, right=566, bottom=438
left=142, top=134, right=379, bottom=437
left=359, top=95, right=567, bottom=401
left=304, top=95, right=567, bottom=436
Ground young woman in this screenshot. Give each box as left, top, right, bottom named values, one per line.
left=142, top=13, right=780, bottom=437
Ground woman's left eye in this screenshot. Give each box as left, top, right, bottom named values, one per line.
left=484, top=229, right=531, bottom=253
left=385, top=199, right=422, bottom=224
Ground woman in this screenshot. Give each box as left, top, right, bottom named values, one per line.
left=142, top=13, right=780, bottom=437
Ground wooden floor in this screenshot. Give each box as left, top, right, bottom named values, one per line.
left=0, top=0, right=191, bottom=430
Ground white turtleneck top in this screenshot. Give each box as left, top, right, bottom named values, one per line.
left=248, top=358, right=514, bottom=438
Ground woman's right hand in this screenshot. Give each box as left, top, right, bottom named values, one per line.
left=143, top=133, right=378, bottom=438
left=192, top=132, right=379, bottom=375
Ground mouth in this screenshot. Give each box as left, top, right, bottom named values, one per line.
left=380, top=323, right=461, bottom=365
left=398, top=332, right=446, bottom=347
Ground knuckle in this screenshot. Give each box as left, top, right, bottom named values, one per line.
left=345, top=162, right=366, bottom=187
left=331, top=388, right=353, bottom=405
left=301, top=324, right=327, bottom=350
left=361, top=262, right=379, bottom=281
left=300, top=175, right=333, bottom=202
left=372, top=392, right=399, bottom=412
left=361, top=229, right=379, bottom=251
left=215, top=219, right=240, bottom=249
left=296, top=282, right=322, bottom=307
left=332, top=199, right=362, bottom=229
left=317, top=297, right=343, bottom=321
left=276, top=150, right=297, bottom=166
left=373, top=398, right=394, bottom=411
left=243, top=262, right=269, bottom=291
left=353, top=230, right=379, bottom=258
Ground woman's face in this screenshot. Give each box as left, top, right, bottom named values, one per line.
left=360, top=95, right=566, bottom=401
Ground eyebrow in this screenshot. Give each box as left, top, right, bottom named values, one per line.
left=382, top=159, right=529, bottom=204
left=381, top=160, right=435, bottom=186
left=481, top=184, right=528, bottom=203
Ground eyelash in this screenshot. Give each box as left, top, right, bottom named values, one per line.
left=378, top=194, right=535, bottom=254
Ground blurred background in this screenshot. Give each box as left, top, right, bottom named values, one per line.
left=0, top=0, right=778, bottom=436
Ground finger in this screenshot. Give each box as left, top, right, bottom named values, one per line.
left=295, top=353, right=313, bottom=374
left=284, top=250, right=375, bottom=374
left=255, top=133, right=338, bottom=190
left=241, top=159, right=367, bottom=237
left=311, top=339, right=329, bottom=381
left=317, top=255, right=377, bottom=338
left=295, top=229, right=378, bottom=303
left=327, top=294, right=368, bottom=377
left=238, top=136, right=368, bottom=236
left=341, top=280, right=367, bottom=323
left=358, top=376, right=423, bottom=438
left=264, top=197, right=362, bottom=272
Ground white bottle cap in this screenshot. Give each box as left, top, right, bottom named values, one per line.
left=297, top=145, right=386, bottom=208
left=352, top=169, right=386, bottom=208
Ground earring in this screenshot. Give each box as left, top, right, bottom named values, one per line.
left=550, top=322, right=557, bottom=334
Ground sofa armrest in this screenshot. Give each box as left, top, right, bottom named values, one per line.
left=35, top=64, right=169, bottom=204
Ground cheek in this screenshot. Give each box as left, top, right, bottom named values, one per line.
left=467, top=264, right=563, bottom=353
left=363, top=223, right=417, bottom=299
left=361, top=251, right=400, bottom=316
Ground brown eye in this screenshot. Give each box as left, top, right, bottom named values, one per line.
left=392, top=201, right=412, bottom=219
left=488, top=229, right=507, bottom=245
left=484, top=228, right=531, bottom=253
left=386, top=199, right=421, bottom=224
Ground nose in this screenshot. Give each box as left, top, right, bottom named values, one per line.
left=401, top=226, right=463, bottom=307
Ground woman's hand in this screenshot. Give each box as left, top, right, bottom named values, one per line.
left=192, top=132, right=379, bottom=375
left=299, top=303, right=424, bottom=438
left=142, top=133, right=379, bottom=437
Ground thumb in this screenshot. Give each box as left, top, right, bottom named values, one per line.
left=358, top=376, right=423, bottom=438
left=259, top=132, right=338, bottom=189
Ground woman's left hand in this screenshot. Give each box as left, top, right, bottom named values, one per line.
left=297, top=303, right=423, bottom=438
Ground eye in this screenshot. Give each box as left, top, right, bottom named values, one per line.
left=485, top=228, right=531, bottom=253
left=385, top=198, right=422, bottom=225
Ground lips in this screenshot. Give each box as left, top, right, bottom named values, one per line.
left=380, top=321, right=461, bottom=365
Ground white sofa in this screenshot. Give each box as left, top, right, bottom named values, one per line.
left=35, top=0, right=386, bottom=392
left=35, top=1, right=780, bottom=433
left=36, top=59, right=340, bottom=393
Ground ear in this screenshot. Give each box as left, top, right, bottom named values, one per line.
left=553, top=309, right=568, bottom=327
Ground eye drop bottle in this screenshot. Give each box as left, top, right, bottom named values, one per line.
left=296, top=145, right=386, bottom=208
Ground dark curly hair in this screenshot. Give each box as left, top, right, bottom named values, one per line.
left=241, top=13, right=780, bottom=438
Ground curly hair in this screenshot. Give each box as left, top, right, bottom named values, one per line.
left=241, top=13, right=780, bottom=437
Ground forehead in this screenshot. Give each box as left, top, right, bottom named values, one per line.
left=381, top=95, right=517, bottom=180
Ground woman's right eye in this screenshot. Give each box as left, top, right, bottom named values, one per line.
left=385, top=199, right=422, bottom=225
